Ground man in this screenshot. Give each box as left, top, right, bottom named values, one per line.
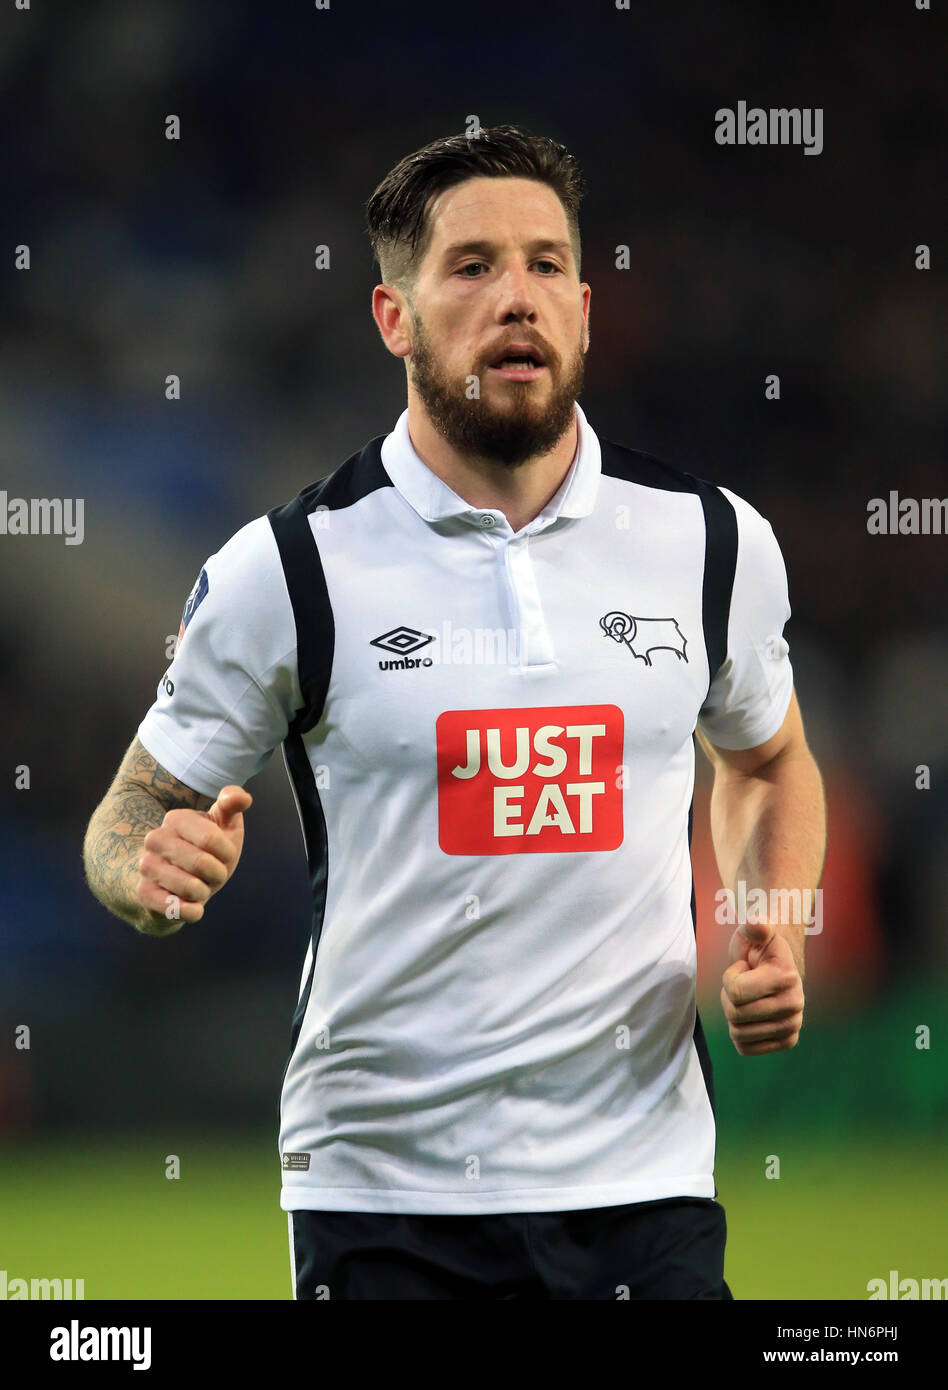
left=83, top=125, right=826, bottom=1300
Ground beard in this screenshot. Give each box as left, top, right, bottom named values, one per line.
left=407, top=312, right=586, bottom=468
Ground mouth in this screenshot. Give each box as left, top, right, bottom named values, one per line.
left=486, top=346, right=549, bottom=382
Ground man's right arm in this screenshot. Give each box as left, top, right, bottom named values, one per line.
left=83, top=736, right=251, bottom=937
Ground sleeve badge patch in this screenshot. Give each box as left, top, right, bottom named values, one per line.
left=174, top=567, right=209, bottom=655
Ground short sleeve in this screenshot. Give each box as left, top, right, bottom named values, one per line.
left=697, top=487, right=794, bottom=751
left=137, top=515, right=301, bottom=798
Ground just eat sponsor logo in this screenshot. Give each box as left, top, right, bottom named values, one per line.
left=436, top=705, right=624, bottom=855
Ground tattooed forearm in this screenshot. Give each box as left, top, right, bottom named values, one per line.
left=83, top=736, right=213, bottom=933
left=118, top=738, right=215, bottom=816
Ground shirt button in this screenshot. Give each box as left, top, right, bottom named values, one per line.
left=478, top=514, right=495, bottom=528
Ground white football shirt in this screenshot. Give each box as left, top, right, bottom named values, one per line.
left=137, top=402, right=793, bottom=1213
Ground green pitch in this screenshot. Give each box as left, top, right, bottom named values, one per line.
left=0, top=1133, right=944, bottom=1299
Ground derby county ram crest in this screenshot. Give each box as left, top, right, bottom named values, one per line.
left=599, top=611, right=688, bottom=667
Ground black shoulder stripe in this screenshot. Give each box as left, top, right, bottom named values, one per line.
left=267, top=495, right=334, bottom=737
left=599, top=439, right=703, bottom=494
left=267, top=435, right=392, bottom=736
left=696, top=481, right=738, bottom=693
left=599, top=439, right=737, bottom=690
left=297, top=435, right=391, bottom=513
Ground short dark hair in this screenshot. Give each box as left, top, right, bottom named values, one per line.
left=365, top=124, right=586, bottom=296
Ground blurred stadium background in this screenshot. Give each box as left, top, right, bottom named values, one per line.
left=0, top=1, right=944, bottom=1299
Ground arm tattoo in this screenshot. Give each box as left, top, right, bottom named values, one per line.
left=83, top=737, right=214, bottom=926
left=120, top=738, right=215, bottom=817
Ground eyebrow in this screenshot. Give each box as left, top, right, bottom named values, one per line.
left=439, top=238, right=573, bottom=264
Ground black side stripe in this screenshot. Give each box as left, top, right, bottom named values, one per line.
left=688, top=478, right=735, bottom=1170
left=266, top=433, right=392, bottom=1065
left=267, top=495, right=334, bottom=1060
left=599, top=438, right=735, bottom=1160
left=281, top=733, right=327, bottom=1057
left=687, top=793, right=717, bottom=1123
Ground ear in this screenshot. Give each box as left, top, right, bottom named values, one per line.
left=372, top=284, right=412, bottom=359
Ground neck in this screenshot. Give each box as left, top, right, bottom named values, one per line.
left=405, top=394, right=579, bottom=533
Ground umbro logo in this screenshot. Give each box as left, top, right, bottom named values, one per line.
left=600, top=611, right=688, bottom=666
left=370, top=626, right=435, bottom=655
left=371, top=625, right=436, bottom=671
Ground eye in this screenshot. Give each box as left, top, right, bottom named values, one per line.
left=534, top=260, right=561, bottom=274
left=457, top=262, right=486, bottom=277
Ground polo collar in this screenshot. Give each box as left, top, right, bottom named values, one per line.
left=380, top=401, right=601, bottom=527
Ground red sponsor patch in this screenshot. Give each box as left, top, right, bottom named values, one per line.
left=436, top=705, right=624, bottom=855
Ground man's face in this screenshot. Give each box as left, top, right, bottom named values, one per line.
left=404, top=176, right=590, bottom=467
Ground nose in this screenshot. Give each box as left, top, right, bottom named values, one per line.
left=493, top=259, right=537, bottom=323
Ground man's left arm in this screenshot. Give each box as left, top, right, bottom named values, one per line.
left=697, top=687, right=827, bottom=1055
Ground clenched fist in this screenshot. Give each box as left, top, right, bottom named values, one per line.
left=720, top=918, right=805, bottom=1056
left=135, top=786, right=252, bottom=932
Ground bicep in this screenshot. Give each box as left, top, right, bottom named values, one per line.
left=697, top=489, right=794, bottom=753
left=699, top=687, right=807, bottom=779
left=136, top=518, right=298, bottom=795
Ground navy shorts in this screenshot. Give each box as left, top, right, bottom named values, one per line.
left=289, top=1195, right=733, bottom=1300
